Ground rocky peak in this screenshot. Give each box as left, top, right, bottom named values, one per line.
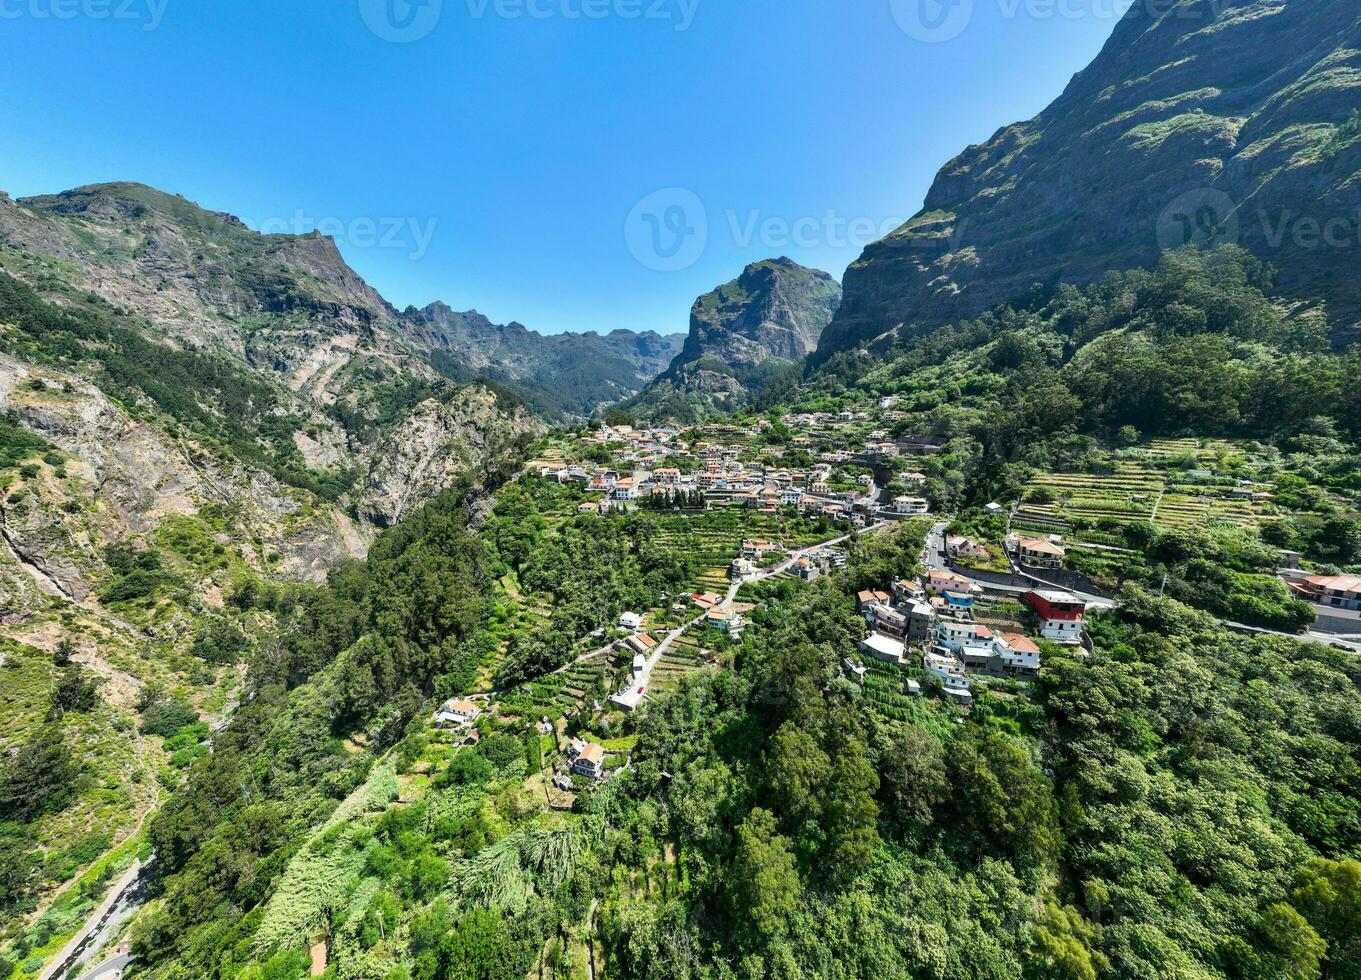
left=676, top=257, right=842, bottom=371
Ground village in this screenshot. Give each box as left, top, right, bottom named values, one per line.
left=419, top=410, right=1360, bottom=805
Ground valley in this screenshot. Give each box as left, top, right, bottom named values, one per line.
left=2, top=0, right=1361, bottom=978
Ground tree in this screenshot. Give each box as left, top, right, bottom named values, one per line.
left=0, top=728, right=78, bottom=823
left=728, top=808, right=801, bottom=947
left=948, top=728, right=1059, bottom=871
left=1257, top=903, right=1326, bottom=980
left=877, top=725, right=948, bottom=833
left=1294, top=859, right=1361, bottom=978
left=49, top=667, right=100, bottom=714
left=1026, top=903, right=1104, bottom=980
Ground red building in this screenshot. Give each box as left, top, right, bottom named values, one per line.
left=1024, top=590, right=1086, bottom=645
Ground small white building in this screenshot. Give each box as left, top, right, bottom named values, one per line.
left=435, top=698, right=481, bottom=728
left=860, top=632, right=906, bottom=665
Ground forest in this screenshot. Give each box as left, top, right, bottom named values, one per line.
left=89, top=484, right=1361, bottom=980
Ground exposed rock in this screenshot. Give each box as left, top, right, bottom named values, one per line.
left=816, top=0, right=1361, bottom=361
left=356, top=387, right=544, bottom=527
left=676, top=257, right=842, bottom=370
left=626, top=257, right=840, bottom=421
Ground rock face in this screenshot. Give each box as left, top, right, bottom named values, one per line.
left=626, top=258, right=841, bottom=421
left=0, top=355, right=371, bottom=604
left=816, top=0, right=1361, bottom=362
left=356, top=389, right=544, bottom=527
left=403, top=303, right=684, bottom=418
left=677, top=258, right=842, bottom=370
left=0, top=182, right=543, bottom=547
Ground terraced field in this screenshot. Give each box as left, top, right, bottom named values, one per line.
left=650, top=634, right=713, bottom=693
left=1015, top=439, right=1269, bottom=543
left=651, top=511, right=829, bottom=594
left=498, top=655, right=613, bottom=720
left=859, top=662, right=958, bottom=736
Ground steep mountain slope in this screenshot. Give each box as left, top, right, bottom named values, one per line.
left=0, top=183, right=542, bottom=511
left=401, top=303, right=683, bottom=418
left=627, top=257, right=841, bottom=421
left=0, top=185, right=543, bottom=945
left=817, top=0, right=1361, bottom=363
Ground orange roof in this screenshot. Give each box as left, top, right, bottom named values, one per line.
left=580, top=743, right=606, bottom=764
left=1002, top=633, right=1041, bottom=653
left=1019, top=538, right=1065, bottom=556
left=634, top=633, right=659, bottom=649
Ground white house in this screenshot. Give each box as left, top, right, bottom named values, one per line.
left=922, top=651, right=968, bottom=686
left=572, top=742, right=606, bottom=780
left=436, top=698, right=481, bottom=728
left=893, top=496, right=930, bottom=516
left=860, top=632, right=906, bottom=665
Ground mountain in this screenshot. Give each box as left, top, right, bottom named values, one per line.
left=626, top=257, right=841, bottom=421
left=0, top=182, right=547, bottom=521
left=816, top=0, right=1361, bottom=364
left=400, top=303, right=683, bottom=418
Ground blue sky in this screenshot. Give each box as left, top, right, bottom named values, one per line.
left=1, top=0, right=1130, bottom=335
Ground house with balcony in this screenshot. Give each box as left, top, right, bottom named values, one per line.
left=1024, top=590, right=1086, bottom=644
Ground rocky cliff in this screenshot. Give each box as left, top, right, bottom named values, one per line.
left=0, top=182, right=544, bottom=541
left=816, top=0, right=1361, bottom=362
left=676, top=257, right=841, bottom=370
left=625, top=258, right=840, bottom=421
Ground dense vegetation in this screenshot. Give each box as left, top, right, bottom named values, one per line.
left=812, top=248, right=1361, bottom=508
left=112, top=496, right=1361, bottom=980
left=5, top=245, right=1360, bottom=980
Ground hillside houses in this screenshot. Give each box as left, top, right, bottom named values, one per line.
left=854, top=563, right=1072, bottom=704
left=1287, top=574, right=1361, bottom=611
left=550, top=406, right=946, bottom=523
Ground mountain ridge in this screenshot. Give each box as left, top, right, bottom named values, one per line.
left=625, top=256, right=841, bottom=422
left=815, top=0, right=1361, bottom=364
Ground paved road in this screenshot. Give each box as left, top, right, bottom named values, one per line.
left=923, top=523, right=1358, bottom=654
left=39, top=860, right=148, bottom=980
left=923, top=522, right=1117, bottom=609
left=81, top=953, right=133, bottom=979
